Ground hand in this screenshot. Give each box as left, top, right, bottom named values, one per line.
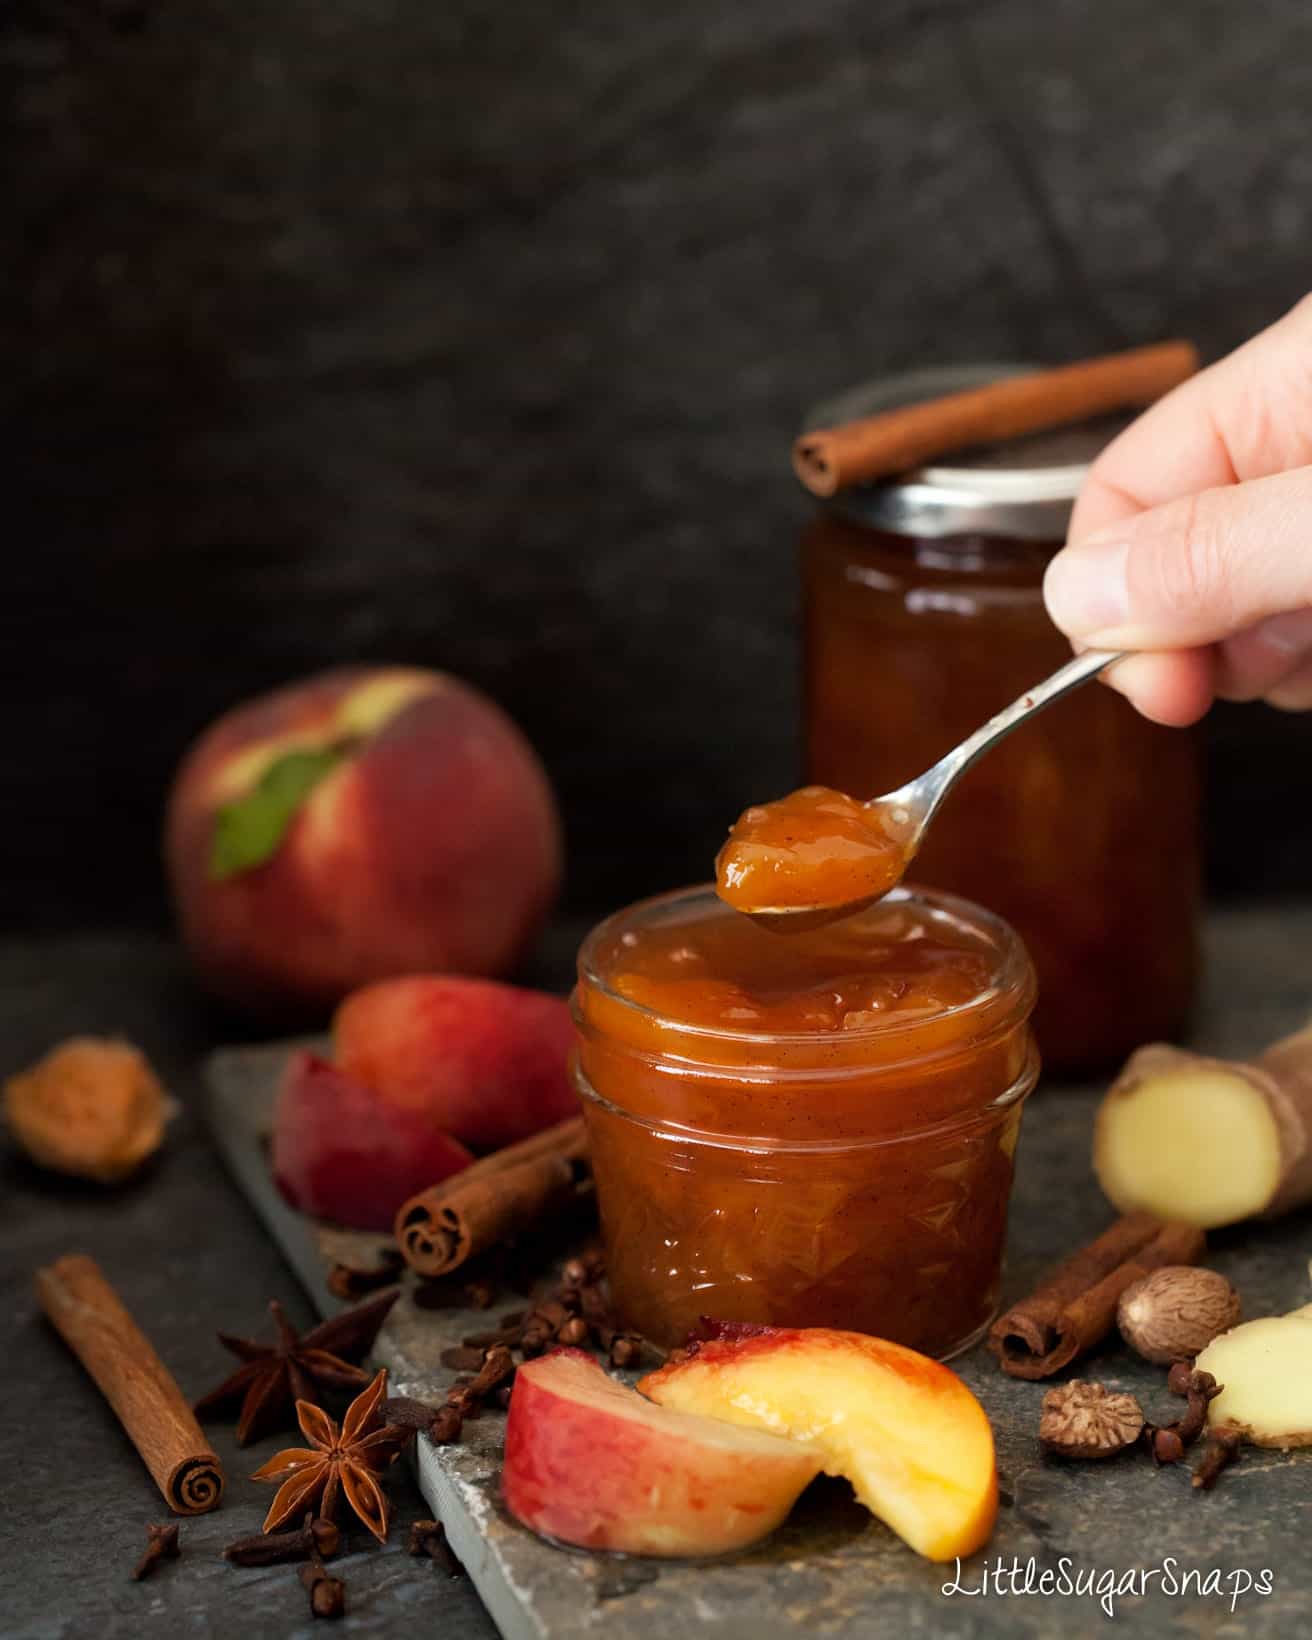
left=1044, top=295, right=1312, bottom=724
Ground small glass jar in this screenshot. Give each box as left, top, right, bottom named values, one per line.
left=572, top=884, right=1038, bottom=1358
left=801, top=366, right=1202, bottom=1073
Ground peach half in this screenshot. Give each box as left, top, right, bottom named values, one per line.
left=502, top=1349, right=821, bottom=1557
left=640, top=1327, right=997, bottom=1561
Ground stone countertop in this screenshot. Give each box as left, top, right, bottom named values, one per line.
left=5, top=909, right=1312, bottom=1638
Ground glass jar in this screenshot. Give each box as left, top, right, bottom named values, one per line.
left=572, top=883, right=1038, bottom=1358
left=801, top=366, right=1202, bottom=1074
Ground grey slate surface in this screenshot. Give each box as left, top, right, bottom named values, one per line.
left=8, top=0, right=1312, bottom=928
left=6, top=911, right=1311, bottom=1636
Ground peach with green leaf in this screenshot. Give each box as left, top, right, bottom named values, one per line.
left=164, top=666, right=561, bottom=1016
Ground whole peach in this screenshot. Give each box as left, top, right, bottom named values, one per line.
left=164, top=667, right=561, bottom=1016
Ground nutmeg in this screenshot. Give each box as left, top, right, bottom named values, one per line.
left=1116, top=1266, right=1241, bottom=1365
left=3, top=1037, right=172, bottom=1183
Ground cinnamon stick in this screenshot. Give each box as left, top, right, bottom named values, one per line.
left=793, top=340, right=1199, bottom=496
left=36, top=1253, right=224, bottom=1512
left=988, top=1214, right=1206, bottom=1380
left=394, top=1117, right=589, bottom=1280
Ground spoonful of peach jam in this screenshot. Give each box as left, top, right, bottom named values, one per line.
left=717, top=648, right=1123, bottom=931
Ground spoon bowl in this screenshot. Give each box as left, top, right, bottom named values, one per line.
left=739, top=649, right=1124, bottom=931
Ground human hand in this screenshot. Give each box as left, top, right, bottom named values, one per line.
left=1044, top=296, right=1312, bottom=724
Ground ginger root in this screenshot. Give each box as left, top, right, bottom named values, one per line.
left=1194, top=1308, right=1312, bottom=1449
left=4, top=1037, right=171, bottom=1183
left=1093, top=1024, right=1312, bottom=1228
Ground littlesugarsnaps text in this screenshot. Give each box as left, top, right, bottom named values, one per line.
left=942, top=1555, right=1274, bottom=1619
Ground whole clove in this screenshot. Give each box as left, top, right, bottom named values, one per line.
left=445, top=1384, right=483, bottom=1421
left=385, top=1395, right=465, bottom=1445
left=557, top=1316, right=590, bottom=1347
left=409, top=1518, right=466, bottom=1578
left=1144, top=1365, right=1222, bottom=1464
left=467, top=1345, right=516, bottom=1396
left=132, top=1522, right=181, bottom=1581
left=224, top=1514, right=339, bottom=1566
left=299, top=1556, right=346, bottom=1619
left=463, top=1279, right=497, bottom=1311
left=326, top=1248, right=405, bottom=1302
left=1193, top=1428, right=1243, bottom=1490
left=440, top=1345, right=488, bottom=1372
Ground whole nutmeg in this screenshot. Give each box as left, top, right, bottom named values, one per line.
left=1117, top=1266, right=1241, bottom=1365
left=3, top=1037, right=172, bottom=1183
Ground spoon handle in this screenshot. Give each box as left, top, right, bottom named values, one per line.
left=920, top=649, right=1124, bottom=815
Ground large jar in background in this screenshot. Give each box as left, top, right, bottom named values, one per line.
left=801, top=365, right=1202, bottom=1074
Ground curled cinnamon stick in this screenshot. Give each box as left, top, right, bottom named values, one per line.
left=988, top=1214, right=1206, bottom=1380
left=36, top=1253, right=224, bottom=1512
left=793, top=340, right=1199, bottom=496
left=395, top=1117, right=589, bottom=1280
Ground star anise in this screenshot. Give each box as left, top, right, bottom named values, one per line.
left=252, top=1369, right=410, bottom=1544
left=194, top=1289, right=400, bottom=1445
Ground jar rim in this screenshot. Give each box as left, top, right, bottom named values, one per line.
left=575, top=881, right=1036, bottom=1050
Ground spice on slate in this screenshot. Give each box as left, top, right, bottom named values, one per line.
left=300, top=1556, right=347, bottom=1619
left=252, top=1369, right=410, bottom=1543
left=1143, top=1365, right=1223, bottom=1464
left=326, top=1248, right=405, bottom=1302
left=224, top=1513, right=340, bottom=1566
left=440, top=1345, right=487, bottom=1372
left=1193, top=1428, right=1243, bottom=1490
left=1039, top=1381, right=1144, bottom=1459
left=195, top=1290, right=399, bottom=1445
left=409, top=1518, right=466, bottom=1577
left=132, top=1522, right=181, bottom=1581
left=384, top=1396, right=465, bottom=1445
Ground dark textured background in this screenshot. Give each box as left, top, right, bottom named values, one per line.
left=7, top=0, right=1312, bottom=933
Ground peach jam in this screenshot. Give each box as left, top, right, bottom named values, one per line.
left=572, top=884, right=1037, bottom=1356
left=714, top=785, right=909, bottom=918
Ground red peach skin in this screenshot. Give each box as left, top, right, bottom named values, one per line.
left=503, top=1349, right=821, bottom=1557
left=334, top=976, right=577, bottom=1151
left=641, top=1328, right=998, bottom=1562
left=272, top=1050, right=473, bottom=1230
left=164, top=666, right=561, bottom=1017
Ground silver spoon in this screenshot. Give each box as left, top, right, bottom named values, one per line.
left=751, top=649, right=1125, bottom=931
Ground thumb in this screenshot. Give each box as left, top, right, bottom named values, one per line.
left=1045, top=464, right=1312, bottom=648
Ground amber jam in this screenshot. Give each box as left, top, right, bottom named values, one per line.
left=572, top=885, right=1037, bottom=1356
left=715, top=785, right=908, bottom=917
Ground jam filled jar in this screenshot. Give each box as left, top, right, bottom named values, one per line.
left=572, top=883, right=1037, bottom=1357
left=802, top=366, right=1202, bottom=1073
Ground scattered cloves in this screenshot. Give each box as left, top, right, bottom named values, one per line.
left=1144, top=1366, right=1223, bottom=1464
left=409, top=1518, right=466, bottom=1577
left=1193, top=1428, right=1243, bottom=1490
left=224, top=1513, right=339, bottom=1566
left=385, top=1395, right=464, bottom=1445
left=299, top=1555, right=347, bottom=1619
left=132, top=1522, right=180, bottom=1582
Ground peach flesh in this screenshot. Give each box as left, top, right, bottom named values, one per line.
left=640, top=1327, right=998, bottom=1562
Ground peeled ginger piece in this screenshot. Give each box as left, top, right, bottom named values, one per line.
left=1195, top=1310, right=1312, bottom=1448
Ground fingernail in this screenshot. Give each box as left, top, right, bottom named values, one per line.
left=1253, top=608, right=1312, bottom=656
left=1043, top=535, right=1130, bottom=637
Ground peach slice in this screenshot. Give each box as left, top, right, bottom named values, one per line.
left=640, top=1327, right=997, bottom=1561
left=502, top=1348, right=821, bottom=1557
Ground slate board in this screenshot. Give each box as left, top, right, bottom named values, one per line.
left=204, top=910, right=1312, bottom=1638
